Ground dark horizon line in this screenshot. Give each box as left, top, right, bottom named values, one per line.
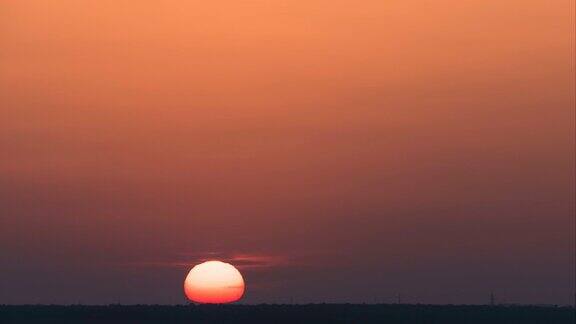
left=1, top=303, right=572, bottom=308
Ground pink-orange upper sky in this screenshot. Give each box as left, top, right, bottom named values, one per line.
left=0, top=1, right=574, bottom=305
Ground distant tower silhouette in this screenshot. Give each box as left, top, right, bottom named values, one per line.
left=490, top=292, right=495, bottom=306
left=397, top=293, right=402, bottom=304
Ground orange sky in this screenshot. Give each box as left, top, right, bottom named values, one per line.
left=0, top=1, right=574, bottom=304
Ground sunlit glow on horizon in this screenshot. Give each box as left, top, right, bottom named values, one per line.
left=184, top=261, right=245, bottom=304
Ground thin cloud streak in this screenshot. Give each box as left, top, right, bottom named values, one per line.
left=119, top=252, right=298, bottom=271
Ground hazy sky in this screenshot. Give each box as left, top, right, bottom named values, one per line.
left=0, top=1, right=574, bottom=305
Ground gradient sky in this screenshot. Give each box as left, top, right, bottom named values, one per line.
left=0, top=1, right=574, bottom=305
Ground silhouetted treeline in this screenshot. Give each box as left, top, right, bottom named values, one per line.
left=0, top=304, right=574, bottom=323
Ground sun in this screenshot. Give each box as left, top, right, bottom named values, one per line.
left=184, top=261, right=245, bottom=304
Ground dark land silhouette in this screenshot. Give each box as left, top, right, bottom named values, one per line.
left=1, top=304, right=574, bottom=323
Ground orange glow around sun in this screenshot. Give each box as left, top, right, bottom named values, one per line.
left=184, top=261, right=245, bottom=304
